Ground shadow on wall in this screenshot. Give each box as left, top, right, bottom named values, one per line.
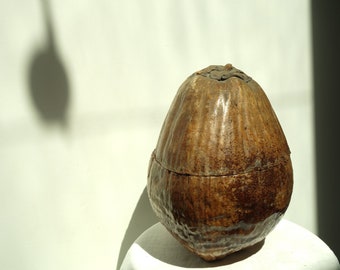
left=116, top=187, right=158, bottom=270
left=27, top=0, right=70, bottom=128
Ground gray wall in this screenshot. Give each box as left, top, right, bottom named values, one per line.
left=312, top=0, right=340, bottom=259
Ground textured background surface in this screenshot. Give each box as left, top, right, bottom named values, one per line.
left=0, top=1, right=314, bottom=269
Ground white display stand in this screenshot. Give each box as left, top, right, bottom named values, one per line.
left=120, top=219, right=339, bottom=270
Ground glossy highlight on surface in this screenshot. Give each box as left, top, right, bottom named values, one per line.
left=147, top=64, right=293, bottom=261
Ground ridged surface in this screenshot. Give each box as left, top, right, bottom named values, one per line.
left=147, top=64, right=293, bottom=261
left=155, top=71, right=290, bottom=176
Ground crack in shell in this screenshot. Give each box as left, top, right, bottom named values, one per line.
left=152, top=150, right=291, bottom=177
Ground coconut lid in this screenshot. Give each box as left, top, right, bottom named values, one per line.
left=154, top=64, right=290, bottom=176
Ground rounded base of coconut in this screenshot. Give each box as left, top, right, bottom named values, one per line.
left=172, top=234, right=265, bottom=262
left=163, top=213, right=280, bottom=262
left=147, top=153, right=293, bottom=262
left=182, top=240, right=264, bottom=262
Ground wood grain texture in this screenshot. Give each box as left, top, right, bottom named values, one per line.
left=147, top=64, right=293, bottom=261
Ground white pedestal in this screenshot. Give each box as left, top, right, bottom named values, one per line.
left=120, top=219, right=339, bottom=270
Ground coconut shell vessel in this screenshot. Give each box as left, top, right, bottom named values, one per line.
left=147, top=64, right=293, bottom=261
